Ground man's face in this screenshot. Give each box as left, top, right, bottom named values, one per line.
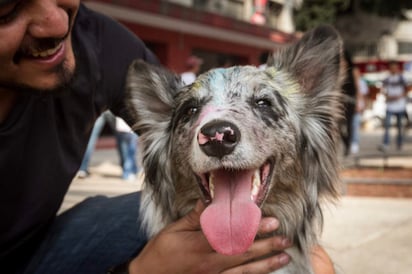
left=0, top=0, right=80, bottom=93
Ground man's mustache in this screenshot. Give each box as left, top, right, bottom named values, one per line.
left=13, top=9, right=73, bottom=64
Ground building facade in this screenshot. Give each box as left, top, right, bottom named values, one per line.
left=84, top=0, right=296, bottom=73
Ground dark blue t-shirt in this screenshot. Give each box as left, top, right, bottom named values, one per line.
left=0, top=4, right=158, bottom=269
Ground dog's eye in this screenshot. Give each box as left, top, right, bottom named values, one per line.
left=255, top=99, right=272, bottom=108
left=187, top=107, right=198, bottom=116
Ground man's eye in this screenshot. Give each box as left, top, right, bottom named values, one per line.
left=0, top=1, right=22, bottom=24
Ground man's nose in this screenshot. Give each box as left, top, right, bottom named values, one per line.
left=27, top=0, right=70, bottom=39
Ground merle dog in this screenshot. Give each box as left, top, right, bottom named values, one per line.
left=125, top=25, right=344, bottom=273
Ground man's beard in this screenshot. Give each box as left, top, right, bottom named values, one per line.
left=0, top=8, right=77, bottom=95
left=0, top=60, right=75, bottom=95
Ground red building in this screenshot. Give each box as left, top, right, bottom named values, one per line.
left=84, top=0, right=296, bottom=73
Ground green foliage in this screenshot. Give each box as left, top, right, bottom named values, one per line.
left=294, top=0, right=350, bottom=31
left=294, top=0, right=412, bottom=32
left=359, top=0, right=412, bottom=17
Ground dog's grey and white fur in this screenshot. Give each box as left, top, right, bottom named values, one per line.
left=125, top=25, right=344, bottom=273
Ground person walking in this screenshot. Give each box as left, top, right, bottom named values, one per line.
left=340, top=50, right=357, bottom=156
left=77, top=110, right=117, bottom=178
left=350, top=68, right=369, bottom=154
left=181, top=55, right=203, bottom=85
left=378, top=61, right=408, bottom=151
left=115, top=116, right=138, bottom=181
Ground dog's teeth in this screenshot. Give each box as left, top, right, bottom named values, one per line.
left=209, top=173, right=215, bottom=199
left=251, top=169, right=261, bottom=201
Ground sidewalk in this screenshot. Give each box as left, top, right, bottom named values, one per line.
left=61, top=128, right=412, bottom=274
left=341, top=127, right=412, bottom=169
left=59, top=161, right=142, bottom=214
left=322, top=197, right=412, bottom=274
left=338, top=127, right=412, bottom=198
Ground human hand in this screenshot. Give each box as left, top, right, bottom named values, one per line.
left=129, top=200, right=291, bottom=274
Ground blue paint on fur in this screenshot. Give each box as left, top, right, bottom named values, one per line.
left=207, top=68, right=229, bottom=105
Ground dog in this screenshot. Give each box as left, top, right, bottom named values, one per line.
left=125, top=25, right=344, bottom=273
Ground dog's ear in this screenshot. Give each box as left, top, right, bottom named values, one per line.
left=272, top=26, right=344, bottom=200
left=125, top=60, right=183, bottom=134
left=270, top=25, right=343, bottom=96
left=125, top=60, right=183, bottom=229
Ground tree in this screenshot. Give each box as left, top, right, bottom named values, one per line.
left=294, top=0, right=412, bottom=32
left=294, top=0, right=350, bottom=31
left=358, top=0, right=412, bottom=18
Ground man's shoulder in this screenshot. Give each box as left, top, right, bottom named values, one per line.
left=74, top=3, right=157, bottom=63
left=74, top=4, right=114, bottom=42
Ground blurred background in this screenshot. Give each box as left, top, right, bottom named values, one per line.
left=84, top=0, right=412, bottom=140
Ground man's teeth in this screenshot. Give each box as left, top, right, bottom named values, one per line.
left=31, top=43, right=62, bottom=58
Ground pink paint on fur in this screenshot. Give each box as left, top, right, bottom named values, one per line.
left=200, top=169, right=261, bottom=255
left=197, top=106, right=217, bottom=126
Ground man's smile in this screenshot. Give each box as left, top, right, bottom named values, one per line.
left=27, top=40, right=64, bottom=58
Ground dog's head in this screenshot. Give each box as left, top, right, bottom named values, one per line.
left=126, top=25, right=344, bottom=256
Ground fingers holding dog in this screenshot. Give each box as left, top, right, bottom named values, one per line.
left=220, top=251, right=290, bottom=274
left=129, top=221, right=213, bottom=273
left=171, top=199, right=206, bottom=232
left=207, top=234, right=291, bottom=274
left=170, top=203, right=292, bottom=272
left=223, top=254, right=290, bottom=274
left=257, top=217, right=279, bottom=235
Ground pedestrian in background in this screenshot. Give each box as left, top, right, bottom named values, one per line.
left=115, top=117, right=138, bottom=181
left=77, top=110, right=117, bottom=178
left=378, top=60, right=408, bottom=151
left=181, top=55, right=203, bottom=85
left=350, top=67, right=369, bottom=154
left=258, top=50, right=271, bottom=70
left=340, top=50, right=357, bottom=156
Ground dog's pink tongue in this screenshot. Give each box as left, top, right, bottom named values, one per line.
left=200, top=169, right=261, bottom=255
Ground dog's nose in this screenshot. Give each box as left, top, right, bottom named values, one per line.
left=198, top=120, right=240, bottom=158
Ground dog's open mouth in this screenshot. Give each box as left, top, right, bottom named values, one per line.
left=198, top=161, right=272, bottom=206
left=197, top=161, right=273, bottom=255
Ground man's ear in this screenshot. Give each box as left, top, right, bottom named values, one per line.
left=270, top=25, right=343, bottom=95
left=125, top=60, right=184, bottom=135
